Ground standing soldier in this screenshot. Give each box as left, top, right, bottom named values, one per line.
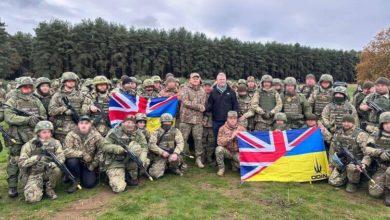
left=308, top=74, right=334, bottom=117
left=272, top=78, right=284, bottom=96
left=151, top=75, right=163, bottom=93
left=4, top=76, right=46, bottom=197
left=360, top=77, right=390, bottom=133
left=141, top=79, right=159, bottom=99
left=158, top=76, right=178, bottom=97
left=114, top=76, right=138, bottom=95
left=364, top=112, right=390, bottom=206
left=352, top=81, right=375, bottom=128
left=300, top=74, right=318, bottom=99
left=246, top=76, right=257, bottom=98
left=282, top=77, right=312, bottom=129
left=49, top=72, right=84, bottom=143
left=81, top=76, right=111, bottom=137
left=250, top=74, right=283, bottom=131
left=149, top=113, right=185, bottom=178
left=202, top=80, right=215, bottom=165
left=105, top=115, right=150, bottom=190
left=34, top=77, right=52, bottom=115
left=236, top=79, right=254, bottom=130
left=81, top=78, right=94, bottom=96
left=328, top=115, right=372, bottom=193
left=215, top=111, right=246, bottom=176
left=179, top=73, right=206, bottom=168
left=0, top=80, right=6, bottom=102
left=322, top=86, right=359, bottom=133
left=19, top=121, right=64, bottom=202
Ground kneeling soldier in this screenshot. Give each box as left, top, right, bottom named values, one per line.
left=149, top=113, right=185, bottom=179
left=19, top=121, right=64, bottom=203
left=215, top=111, right=246, bottom=176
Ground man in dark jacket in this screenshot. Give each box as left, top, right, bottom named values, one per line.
left=206, top=72, right=239, bottom=149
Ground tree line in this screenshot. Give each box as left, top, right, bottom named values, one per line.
left=0, top=17, right=360, bottom=82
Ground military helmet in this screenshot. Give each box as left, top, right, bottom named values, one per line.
left=17, top=77, right=34, bottom=89
left=284, top=77, right=297, bottom=86
left=274, top=112, right=287, bottom=122
left=61, top=72, right=79, bottom=83
left=333, top=86, right=347, bottom=97
left=272, top=78, right=283, bottom=85
left=135, top=113, right=147, bottom=122
left=306, top=74, right=316, bottom=80
left=35, top=77, right=51, bottom=89
left=93, top=75, right=109, bottom=86
left=165, top=76, right=176, bottom=84
left=160, top=113, right=174, bottom=122
left=238, top=79, right=247, bottom=85
left=143, top=78, right=154, bottom=88
left=319, top=74, right=334, bottom=84
left=362, top=81, right=374, bottom=89
left=247, top=76, right=256, bottom=82
left=151, top=75, right=162, bottom=82
left=342, top=115, right=355, bottom=124
left=237, top=84, right=247, bottom=93
left=260, top=74, right=273, bottom=84
left=379, top=112, right=390, bottom=125
left=34, top=120, right=54, bottom=133
left=375, top=77, right=389, bottom=86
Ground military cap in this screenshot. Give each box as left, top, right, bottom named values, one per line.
left=79, top=115, right=91, bottom=122
left=227, top=111, right=238, bottom=118
left=151, top=75, right=162, bottom=82
left=190, top=72, right=200, bottom=78
left=306, top=74, right=316, bottom=79
left=122, top=76, right=133, bottom=85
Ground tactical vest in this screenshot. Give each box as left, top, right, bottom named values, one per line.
left=29, top=140, right=56, bottom=175
left=259, top=90, right=276, bottom=112
left=374, top=133, right=390, bottom=168
left=91, top=93, right=110, bottom=118
left=237, top=95, right=251, bottom=116
left=60, top=90, right=83, bottom=120
left=157, top=127, right=177, bottom=151
left=330, top=102, right=354, bottom=129
left=369, top=94, right=390, bottom=123
left=335, top=129, right=364, bottom=160
left=301, top=85, right=314, bottom=99
left=283, top=94, right=303, bottom=120
left=314, top=88, right=332, bottom=115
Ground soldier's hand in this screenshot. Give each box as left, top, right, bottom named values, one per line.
left=90, top=105, right=100, bottom=113
left=380, top=151, right=390, bottom=161
left=239, top=116, right=246, bottom=121
left=47, top=162, right=57, bottom=169
left=199, top=105, right=205, bottom=112
left=82, top=153, right=92, bottom=163
left=357, top=164, right=366, bottom=172
left=28, top=116, right=41, bottom=127
left=65, top=109, right=73, bottom=115
left=115, top=147, right=126, bottom=155
left=169, top=153, right=178, bottom=162
left=360, top=104, right=370, bottom=111
left=31, top=155, right=41, bottom=162
left=162, top=151, right=170, bottom=158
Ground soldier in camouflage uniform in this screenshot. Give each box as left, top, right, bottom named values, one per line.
left=81, top=78, right=94, bottom=96
left=34, top=77, right=52, bottom=115
left=105, top=115, right=150, bottom=191
left=202, top=80, right=215, bottom=165
left=308, top=74, right=334, bottom=117
left=364, top=112, right=390, bottom=206
left=272, top=112, right=289, bottom=131
left=136, top=113, right=151, bottom=143
left=0, top=80, right=6, bottom=122
left=360, top=77, right=390, bottom=133
left=250, top=74, right=283, bottom=131
left=322, top=86, right=359, bottom=133
left=81, top=76, right=111, bottom=137
left=246, top=76, right=257, bottom=131
left=50, top=78, right=61, bottom=94
left=352, top=81, right=375, bottom=128
left=282, top=77, right=312, bottom=129
left=141, top=79, right=159, bottom=99
left=63, top=116, right=107, bottom=192
left=4, top=77, right=47, bottom=197
left=328, top=115, right=372, bottom=193
left=5, top=77, right=20, bottom=101
left=179, top=73, right=206, bottom=168
left=19, top=121, right=64, bottom=202
left=113, top=76, right=138, bottom=95
left=300, top=74, right=318, bottom=99
left=159, top=76, right=178, bottom=97
left=49, top=72, right=84, bottom=143
left=236, top=79, right=254, bottom=130
left=272, top=78, right=284, bottom=97
left=150, top=75, right=162, bottom=93
left=149, top=113, right=185, bottom=178
left=215, top=111, right=246, bottom=176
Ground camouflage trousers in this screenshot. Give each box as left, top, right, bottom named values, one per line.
left=106, top=168, right=127, bottom=193
left=215, top=146, right=240, bottom=170
left=149, top=155, right=183, bottom=179
left=7, top=144, right=22, bottom=188
left=202, top=127, right=215, bottom=163
left=179, top=123, right=203, bottom=157
left=24, top=167, right=61, bottom=203
left=368, top=167, right=390, bottom=198
left=328, top=164, right=361, bottom=187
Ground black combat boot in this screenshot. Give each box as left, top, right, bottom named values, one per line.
left=8, top=187, right=18, bottom=198
left=67, top=182, right=79, bottom=194
left=384, top=187, right=390, bottom=206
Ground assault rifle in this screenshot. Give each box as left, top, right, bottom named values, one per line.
left=1, top=103, right=44, bottom=120
left=367, top=100, right=384, bottom=115
left=92, top=102, right=110, bottom=127
left=156, top=129, right=194, bottom=159
left=62, top=97, right=79, bottom=124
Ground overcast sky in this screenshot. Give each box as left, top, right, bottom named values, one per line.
left=1, top=0, right=389, bottom=50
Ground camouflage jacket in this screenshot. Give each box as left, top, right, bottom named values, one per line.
left=203, top=94, right=213, bottom=128
left=321, top=101, right=359, bottom=132
left=179, top=84, right=206, bottom=124
left=81, top=90, right=111, bottom=136
left=158, top=87, right=178, bottom=97
left=250, top=88, right=283, bottom=123
left=364, top=131, right=390, bottom=169
left=4, top=91, right=47, bottom=144
left=33, top=90, right=52, bottom=114
left=19, top=137, right=64, bottom=175
left=217, top=122, right=246, bottom=153
left=149, top=127, right=184, bottom=156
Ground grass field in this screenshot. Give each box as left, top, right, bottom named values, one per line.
left=2, top=84, right=389, bottom=220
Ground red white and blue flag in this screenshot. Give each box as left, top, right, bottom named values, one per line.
left=238, top=127, right=329, bottom=182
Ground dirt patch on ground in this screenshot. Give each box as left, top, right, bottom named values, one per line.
left=48, top=190, right=114, bottom=220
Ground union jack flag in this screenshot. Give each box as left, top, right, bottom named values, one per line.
left=238, top=127, right=328, bottom=182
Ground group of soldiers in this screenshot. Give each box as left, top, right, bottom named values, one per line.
left=0, top=71, right=388, bottom=206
